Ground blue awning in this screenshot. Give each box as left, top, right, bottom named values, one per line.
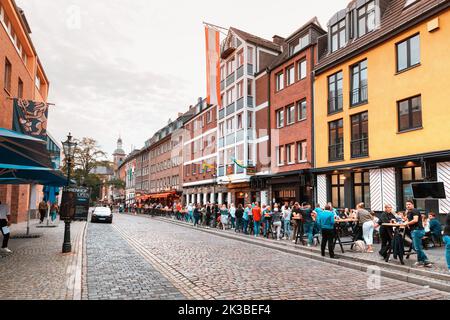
left=0, top=164, right=68, bottom=187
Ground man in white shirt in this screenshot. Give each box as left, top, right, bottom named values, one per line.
left=0, top=201, right=12, bottom=254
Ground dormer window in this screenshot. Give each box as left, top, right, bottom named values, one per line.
left=357, top=1, right=376, bottom=38
left=289, top=34, right=311, bottom=56
left=405, top=0, right=420, bottom=8
left=331, top=19, right=346, bottom=53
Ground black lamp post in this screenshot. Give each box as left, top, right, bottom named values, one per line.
left=62, top=133, right=77, bottom=254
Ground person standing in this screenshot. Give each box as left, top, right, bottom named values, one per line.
left=38, top=200, right=48, bottom=224
left=252, top=202, right=262, bottom=237
left=301, top=203, right=314, bottom=247
left=50, top=203, right=59, bottom=224
left=317, top=205, right=336, bottom=258
left=229, top=204, right=236, bottom=230
left=356, top=203, right=375, bottom=253
left=272, top=206, right=282, bottom=240
left=235, top=204, right=244, bottom=233
left=205, top=203, right=212, bottom=228
left=0, top=201, right=12, bottom=254
left=220, top=204, right=229, bottom=231
left=378, top=204, right=396, bottom=260
left=443, top=215, right=450, bottom=274
left=291, top=203, right=302, bottom=243
left=281, top=202, right=292, bottom=240
left=193, top=204, right=201, bottom=227
left=187, top=203, right=193, bottom=223
left=404, top=201, right=433, bottom=268
left=243, top=204, right=250, bottom=234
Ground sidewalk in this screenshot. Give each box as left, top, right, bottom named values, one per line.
left=0, top=218, right=86, bottom=300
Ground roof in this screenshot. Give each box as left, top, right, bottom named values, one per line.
left=229, top=27, right=281, bottom=52
left=285, top=16, right=325, bottom=41
left=316, top=0, right=449, bottom=75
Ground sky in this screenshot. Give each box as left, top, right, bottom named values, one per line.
left=16, top=0, right=349, bottom=159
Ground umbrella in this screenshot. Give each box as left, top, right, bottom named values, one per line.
left=0, top=164, right=68, bottom=187
left=0, top=128, right=53, bottom=169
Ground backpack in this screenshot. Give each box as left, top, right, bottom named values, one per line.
left=353, top=240, right=367, bottom=253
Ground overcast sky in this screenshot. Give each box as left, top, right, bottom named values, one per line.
left=17, top=0, right=349, bottom=158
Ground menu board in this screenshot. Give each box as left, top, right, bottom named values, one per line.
left=60, top=186, right=90, bottom=221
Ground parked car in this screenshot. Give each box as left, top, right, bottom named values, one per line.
left=91, top=207, right=113, bottom=224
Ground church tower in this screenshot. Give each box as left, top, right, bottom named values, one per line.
left=112, top=136, right=126, bottom=169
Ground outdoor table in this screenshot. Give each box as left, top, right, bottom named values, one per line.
left=334, top=219, right=359, bottom=253
left=293, top=216, right=306, bottom=245
left=382, top=223, right=415, bottom=265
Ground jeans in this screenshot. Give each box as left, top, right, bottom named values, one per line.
left=263, top=219, right=271, bottom=237
left=39, top=210, right=46, bottom=223
left=243, top=219, right=249, bottom=234
left=443, top=236, right=450, bottom=269
left=273, top=221, right=282, bottom=240
left=283, top=220, right=291, bottom=239
left=193, top=215, right=200, bottom=226
left=412, top=229, right=429, bottom=263
left=230, top=217, right=236, bottom=229
left=0, top=219, right=10, bottom=249
left=363, top=221, right=374, bottom=246
left=235, top=218, right=243, bottom=232
left=303, top=222, right=314, bottom=245
left=254, top=221, right=261, bottom=237
left=379, top=227, right=393, bottom=258
left=321, top=228, right=335, bottom=258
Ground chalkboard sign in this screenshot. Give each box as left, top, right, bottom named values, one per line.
left=60, top=186, right=90, bottom=221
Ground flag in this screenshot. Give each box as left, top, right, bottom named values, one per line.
left=205, top=26, right=221, bottom=107
left=12, top=99, right=49, bottom=140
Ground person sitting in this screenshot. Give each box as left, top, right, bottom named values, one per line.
left=428, top=213, right=443, bottom=246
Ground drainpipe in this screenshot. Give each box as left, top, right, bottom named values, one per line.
left=310, top=45, right=317, bottom=204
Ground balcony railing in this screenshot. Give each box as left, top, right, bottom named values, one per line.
left=218, top=166, right=225, bottom=177
left=219, top=137, right=225, bottom=149
left=218, top=108, right=225, bottom=120
left=247, top=130, right=254, bottom=140
left=329, top=143, right=344, bottom=162
left=221, top=36, right=238, bottom=59
left=226, top=72, right=235, bottom=87
left=236, top=129, right=245, bottom=142
left=247, top=64, right=254, bottom=76
left=236, top=97, right=244, bottom=111
left=350, top=85, right=368, bottom=106
left=351, top=138, right=369, bottom=158
left=236, top=166, right=244, bottom=174
left=226, top=102, right=235, bottom=116
left=236, top=65, right=244, bottom=79
left=220, top=80, right=225, bottom=92
left=247, top=96, right=254, bottom=108
left=226, top=133, right=235, bottom=146
left=328, top=95, right=343, bottom=114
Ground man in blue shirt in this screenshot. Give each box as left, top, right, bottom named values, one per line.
left=317, top=205, right=336, bottom=259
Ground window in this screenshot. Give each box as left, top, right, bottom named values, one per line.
left=219, top=122, right=224, bottom=137
left=286, top=105, right=295, bottom=125
left=276, top=72, right=284, bottom=91
left=4, top=58, right=12, bottom=93
left=405, top=0, right=419, bottom=8
left=398, top=95, right=422, bottom=132
left=297, top=59, right=307, bottom=80
left=247, top=111, right=253, bottom=129
left=226, top=118, right=234, bottom=134
left=290, top=34, right=311, bottom=55
left=247, top=47, right=253, bottom=64
left=357, top=1, right=376, bottom=38
left=331, top=19, right=346, bottom=52
left=226, top=88, right=234, bottom=105
left=330, top=174, right=345, bottom=208
left=18, top=78, right=23, bottom=99
left=237, top=113, right=243, bottom=130
left=185, top=165, right=190, bottom=177
left=192, top=163, right=197, bottom=175
left=297, top=99, right=307, bottom=121
left=328, top=71, right=343, bottom=114
left=226, top=58, right=235, bottom=75
left=277, top=146, right=285, bottom=166
left=351, top=112, right=369, bottom=158
left=350, top=60, right=368, bottom=106
left=237, top=50, right=244, bottom=67
left=329, top=119, right=344, bottom=161
left=206, top=110, right=212, bottom=123
left=276, top=109, right=284, bottom=128
left=286, top=65, right=295, bottom=86
left=237, top=81, right=244, bottom=99
left=287, top=144, right=295, bottom=164
left=220, top=66, right=225, bottom=81
left=353, top=172, right=371, bottom=207
left=401, top=166, right=425, bottom=210
left=297, top=141, right=307, bottom=162
left=396, top=34, right=420, bottom=72
left=247, top=79, right=253, bottom=96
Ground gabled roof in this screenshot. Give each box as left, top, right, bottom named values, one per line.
left=285, top=16, right=326, bottom=42
left=229, top=27, right=281, bottom=52
left=316, top=0, right=449, bottom=75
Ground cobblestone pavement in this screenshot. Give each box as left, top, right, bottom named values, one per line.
left=84, top=221, right=185, bottom=300
left=0, top=219, right=85, bottom=300
left=110, top=214, right=449, bottom=300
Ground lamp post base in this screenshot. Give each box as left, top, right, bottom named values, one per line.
left=62, top=220, right=72, bottom=253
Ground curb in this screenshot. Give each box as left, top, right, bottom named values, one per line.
left=148, top=215, right=450, bottom=293
left=65, top=221, right=87, bottom=300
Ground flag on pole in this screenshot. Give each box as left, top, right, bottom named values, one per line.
left=12, top=99, right=49, bottom=140
left=205, top=26, right=221, bottom=107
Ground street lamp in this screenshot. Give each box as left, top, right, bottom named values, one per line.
left=61, top=133, right=77, bottom=253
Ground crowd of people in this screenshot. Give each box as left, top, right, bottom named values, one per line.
left=156, top=200, right=450, bottom=273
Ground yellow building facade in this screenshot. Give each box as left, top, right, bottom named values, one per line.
left=313, top=0, right=450, bottom=215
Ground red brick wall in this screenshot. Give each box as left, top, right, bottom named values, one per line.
left=270, top=46, right=316, bottom=174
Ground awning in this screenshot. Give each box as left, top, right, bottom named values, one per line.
left=0, top=128, right=53, bottom=169
left=149, top=192, right=177, bottom=199
left=0, top=164, right=68, bottom=187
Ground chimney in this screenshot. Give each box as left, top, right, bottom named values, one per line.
left=272, top=35, right=285, bottom=46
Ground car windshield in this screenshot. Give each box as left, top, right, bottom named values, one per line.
left=94, top=208, right=111, bottom=214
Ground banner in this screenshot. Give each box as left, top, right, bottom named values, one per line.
left=12, top=99, right=49, bottom=140
left=205, top=26, right=221, bottom=107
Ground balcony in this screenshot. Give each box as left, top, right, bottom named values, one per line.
left=329, top=144, right=344, bottom=162
left=221, top=36, right=238, bottom=59
left=226, top=72, right=235, bottom=87
left=328, top=95, right=343, bottom=114
left=218, top=166, right=225, bottom=177
left=236, top=166, right=244, bottom=174
left=247, top=96, right=254, bottom=108
left=220, top=80, right=225, bottom=92
left=236, top=97, right=244, bottom=111
left=350, top=85, right=368, bottom=107
left=247, top=130, right=254, bottom=140
left=247, top=64, right=254, bottom=76
left=351, top=138, right=369, bottom=159
left=218, top=108, right=225, bottom=120
left=226, top=102, right=235, bottom=116
left=226, top=133, right=235, bottom=146
left=236, top=65, right=244, bottom=79
left=236, top=129, right=244, bottom=142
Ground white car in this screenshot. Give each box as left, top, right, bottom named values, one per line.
left=91, top=207, right=113, bottom=224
